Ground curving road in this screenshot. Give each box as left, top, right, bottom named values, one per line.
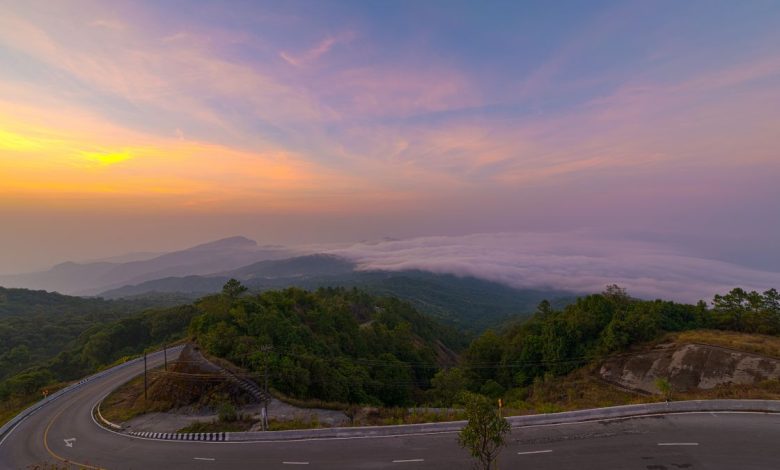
left=1, top=350, right=780, bottom=469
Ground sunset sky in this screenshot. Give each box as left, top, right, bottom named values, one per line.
left=1, top=0, right=779, bottom=275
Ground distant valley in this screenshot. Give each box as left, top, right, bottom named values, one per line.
left=0, top=236, right=296, bottom=296
left=0, top=236, right=579, bottom=331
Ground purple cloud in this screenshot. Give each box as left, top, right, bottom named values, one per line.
left=330, top=232, right=780, bottom=302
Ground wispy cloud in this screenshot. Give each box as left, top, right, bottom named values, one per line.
left=280, top=32, right=354, bottom=67
left=0, top=0, right=778, bottom=274
left=90, top=18, right=126, bottom=31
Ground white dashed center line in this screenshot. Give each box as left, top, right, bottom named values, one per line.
left=282, top=462, right=310, bottom=465
left=517, top=449, right=553, bottom=455
left=193, top=457, right=215, bottom=461
left=392, top=459, right=425, bottom=463
left=658, top=442, right=699, bottom=446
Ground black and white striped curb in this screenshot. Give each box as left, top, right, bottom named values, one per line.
left=130, top=431, right=228, bottom=441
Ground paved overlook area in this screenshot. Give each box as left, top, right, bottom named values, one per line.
left=2, top=348, right=780, bottom=469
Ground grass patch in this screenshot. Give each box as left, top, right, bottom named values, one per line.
left=501, top=342, right=780, bottom=415
left=665, top=329, right=780, bottom=358
left=271, top=389, right=350, bottom=411
left=673, top=379, right=780, bottom=401
left=99, top=368, right=175, bottom=423
left=0, top=382, right=68, bottom=427
left=179, top=419, right=256, bottom=433
left=1, top=397, right=38, bottom=427
left=359, top=407, right=465, bottom=426
left=268, top=415, right=327, bottom=431
left=504, top=366, right=653, bottom=415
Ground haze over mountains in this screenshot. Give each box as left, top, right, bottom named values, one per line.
left=3, top=233, right=780, bottom=308
left=0, top=235, right=578, bottom=330
left=0, top=237, right=296, bottom=296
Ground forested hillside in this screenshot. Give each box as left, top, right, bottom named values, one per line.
left=450, top=286, right=780, bottom=403
left=0, top=287, right=187, bottom=383
left=3, top=282, right=779, bottom=426
left=101, top=264, right=577, bottom=332
left=0, top=303, right=197, bottom=405
left=190, top=286, right=465, bottom=406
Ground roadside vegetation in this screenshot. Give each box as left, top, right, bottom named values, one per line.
left=3, top=280, right=780, bottom=431
left=458, top=392, right=510, bottom=470
left=665, top=329, right=780, bottom=358
left=189, top=285, right=463, bottom=406
left=453, top=286, right=780, bottom=407
left=0, top=297, right=197, bottom=425
left=0, top=287, right=187, bottom=384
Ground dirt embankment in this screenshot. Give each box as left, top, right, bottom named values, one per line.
left=599, top=342, right=780, bottom=394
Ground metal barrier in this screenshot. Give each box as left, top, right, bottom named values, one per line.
left=0, top=346, right=184, bottom=445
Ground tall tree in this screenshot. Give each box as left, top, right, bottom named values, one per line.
left=222, top=279, right=248, bottom=300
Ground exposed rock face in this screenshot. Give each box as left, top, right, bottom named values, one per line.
left=599, top=343, right=780, bottom=394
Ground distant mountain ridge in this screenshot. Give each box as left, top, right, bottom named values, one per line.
left=0, top=236, right=295, bottom=296
left=0, top=236, right=580, bottom=330
left=99, top=254, right=578, bottom=331
left=98, top=254, right=353, bottom=299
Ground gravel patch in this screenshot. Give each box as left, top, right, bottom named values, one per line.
left=121, top=398, right=349, bottom=433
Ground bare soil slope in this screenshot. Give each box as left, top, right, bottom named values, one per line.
left=600, top=334, right=780, bottom=394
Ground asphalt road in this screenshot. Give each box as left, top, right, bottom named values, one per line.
left=1, top=350, right=779, bottom=469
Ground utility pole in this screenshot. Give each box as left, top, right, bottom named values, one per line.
left=260, top=345, right=272, bottom=431
left=143, top=352, right=148, bottom=401
left=496, top=398, right=504, bottom=470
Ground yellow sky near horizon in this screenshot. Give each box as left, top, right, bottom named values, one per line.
left=0, top=99, right=368, bottom=212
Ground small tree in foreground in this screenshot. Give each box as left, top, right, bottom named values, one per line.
left=458, top=392, right=510, bottom=470
left=655, top=377, right=673, bottom=401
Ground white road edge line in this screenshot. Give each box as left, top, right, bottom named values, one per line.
left=282, top=462, right=309, bottom=465
left=0, top=418, right=26, bottom=447
left=658, top=443, right=699, bottom=446
left=193, top=457, right=216, bottom=461
left=392, top=459, right=425, bottom=463
left=518, top=449, right=553, bottom=455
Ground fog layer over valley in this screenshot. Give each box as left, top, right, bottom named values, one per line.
left=331, top=232, right=780, bottom=302
left=2, top=232, right=779, bottom=303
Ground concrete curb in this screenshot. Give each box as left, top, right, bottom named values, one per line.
left=96, top=401, right=122, bottom=430
left=74, top=356, right=780, bottom=443
left=130, top=431, right=227, bottom=441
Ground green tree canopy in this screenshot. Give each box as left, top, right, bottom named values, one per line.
left=458, top=392, right=510, bottom=470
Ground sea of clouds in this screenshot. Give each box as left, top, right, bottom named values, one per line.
left=328, top=232, right=780, bottom=302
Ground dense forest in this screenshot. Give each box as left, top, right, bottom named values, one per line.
left=443, top=286, right=780, bottom=405
left=190, top=285, right=464, bottom=406
left=0, top=293, right=197, bottom=403
left=0, top=287, right=187, bottom=384
left=2, top=282, right=779, bottom=417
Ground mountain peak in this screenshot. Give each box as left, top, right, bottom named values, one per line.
left=186, top=236, right=257, bottom=252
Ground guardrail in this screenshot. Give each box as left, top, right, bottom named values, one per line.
left=35, top=349, right=780, bottom=445
left=220, top=399, right=780, bottom=442
left=0, top=346, right=183, bottom=446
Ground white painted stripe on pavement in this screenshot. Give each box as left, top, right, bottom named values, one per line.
left=392, top=459, right=425, bottom=463
left=658, top=442, right=699, bottom=446
left=518, top=449, right=553, bottom=455
left=282, top=462, right=309, bottom=465
left=193, top=457, right=216, bottom=461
